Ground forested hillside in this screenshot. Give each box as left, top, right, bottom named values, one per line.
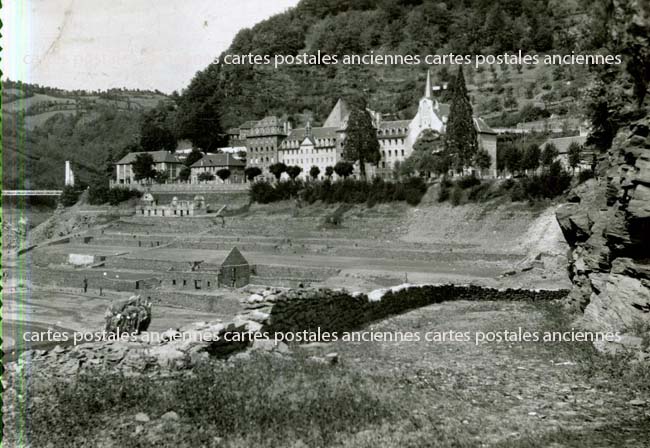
left=2, top=80, right=173, bottom=189
left=181, top=0, right=603, bottom=130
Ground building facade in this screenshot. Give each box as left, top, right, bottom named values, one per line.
left=230, top=71, right=498, bottom=180
left=242, top=116, right=290, bottom=177
left=135, top=193, right=207, bottom=217
left=190, top=153, right=246, bottom=184
left=114, top=151, right=182, bottom=185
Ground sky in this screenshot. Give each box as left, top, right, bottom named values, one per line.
left=1, top=0, right=299, bottom=93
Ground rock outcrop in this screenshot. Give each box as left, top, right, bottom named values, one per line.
left=556, top=0, right=650, bottom=354
left=8, top=319, right=258, bottom=381
left=104, top=295, right=153, bottom=335
left=556, top=124, right=650, bottom=353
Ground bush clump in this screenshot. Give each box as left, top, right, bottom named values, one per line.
left=87, top=185, right=142, bottom=205
left=578, top=169, right=595, bottom=184
left=250, top=177, right=428, bottom=206
left=59, top=185, right=84, bottom=207
left=437, top=163, right=573, bottom=206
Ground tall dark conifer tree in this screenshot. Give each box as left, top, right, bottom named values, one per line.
left=343, top=100, right=380, bottom=179
left=444, top=66, right=478, bottom=172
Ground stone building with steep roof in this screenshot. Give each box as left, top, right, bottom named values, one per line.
left=218, top=247, right=250, bottom=288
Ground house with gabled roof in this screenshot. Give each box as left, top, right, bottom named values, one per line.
left=190, top=153, right=246, bottom=184
left=114, top=151, right=182, bottom=185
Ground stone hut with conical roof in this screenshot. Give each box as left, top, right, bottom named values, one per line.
left=218, top=247, right=250, bottom=288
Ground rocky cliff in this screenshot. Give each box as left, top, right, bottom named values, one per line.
left=556, top=0, right=650, bottom=354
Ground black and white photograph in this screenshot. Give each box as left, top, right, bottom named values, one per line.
left=2, top=0, right=649, bottom=446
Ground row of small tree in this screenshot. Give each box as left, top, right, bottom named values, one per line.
left=497, top=141, right=583, bottom=176
left=258, top=161, right=356, bottom=182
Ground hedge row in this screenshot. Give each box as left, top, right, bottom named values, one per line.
left=250, top=177, right=428, bottom=206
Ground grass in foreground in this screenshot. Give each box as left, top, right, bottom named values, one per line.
left=15, top=301, right=650, bottom=448
left=24, top=355, right=401, bottom=447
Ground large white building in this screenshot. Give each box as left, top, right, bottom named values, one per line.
left=231, top=71, right=498, bottom=180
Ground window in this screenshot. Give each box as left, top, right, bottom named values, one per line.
left=183, top=279, right=187, bottom=286
left=172, top=279, right=176, bottom=285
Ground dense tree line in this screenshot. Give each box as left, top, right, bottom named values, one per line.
left=250, top=176, right=428, bottom=206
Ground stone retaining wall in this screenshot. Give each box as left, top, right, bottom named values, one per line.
left=32, top=266, right=159, bottom=292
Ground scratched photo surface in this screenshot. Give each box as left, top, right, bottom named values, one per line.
left=2, top=1, right=650, bottom=447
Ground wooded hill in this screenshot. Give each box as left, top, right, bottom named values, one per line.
left=2, top=80, right=169, bottom=190
left=183, top=0, right=601, bottom=129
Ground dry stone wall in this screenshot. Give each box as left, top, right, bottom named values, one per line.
left=239, top=285, right=568, bottom=335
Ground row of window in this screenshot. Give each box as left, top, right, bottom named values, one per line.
left=171, top=278, right=212, bottom=289
left=283, top=138, right=337, bottom=148
left=284, top=157, right=336, bottom=165
left=283, top=147, right=336, bottom=155
left=378, top=127, right=408, bottom=136
left=380, top=138, right=405, bottom=146
left=249, top=146, right=276, bottom=153
left=383, top=149, right=405, bottom=157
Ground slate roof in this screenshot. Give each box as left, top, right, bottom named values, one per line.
left=378, top=120, right=412, bottom=130
left=283, top=127, right=339, bottom=143
left=221, top=247, right=248, bottom=267
left=323, top=98, right=351, bottom=128
left=191, top=153, right=246, bottom=168
left=115, top=151, right=181, bottom=165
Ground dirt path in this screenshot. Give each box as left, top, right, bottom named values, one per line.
left=301, top=300, right=650, bottom=447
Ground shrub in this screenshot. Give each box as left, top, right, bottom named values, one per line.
left=467, top=182, right=491, bottom=201
left=250, top=178, right=427, bottom=206
left=455, top=175, right=481, bottom=189
left=324, top=204, right=350, bottom=227
left=216, top=168, right=231, bottom=182
left=59, top=186, right=83, bottom=207
left=249, top=181, right=277, bottom=204
left=88, top=185, right=111, bottom=205
left=402, top=176, right=428, bottom=205
left=106, top=187, right=142, bottom=205
left=244, top=166, right=263, bottom=181
left=578, top=169, right=594, bottom=184
left=198, top=172, right=215, bottom=182
left=438, top=178, right=452, bottom=202
left=450, top=185, right=463, bottom=206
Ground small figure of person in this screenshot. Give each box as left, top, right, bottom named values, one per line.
left=83, top=277, right=88, bottom=293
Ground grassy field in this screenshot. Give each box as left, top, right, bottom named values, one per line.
left=11, top=300, right=649, bottom=448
